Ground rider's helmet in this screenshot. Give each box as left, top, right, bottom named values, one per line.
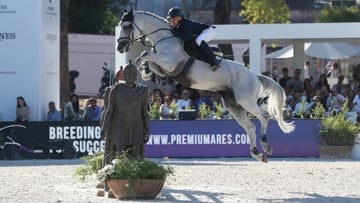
left=166, top=7, right=183, bottom=20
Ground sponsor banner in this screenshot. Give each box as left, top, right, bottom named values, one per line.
left=146, top=120, right=320, bottom=157
left=0, top=120, right=320, bottom=159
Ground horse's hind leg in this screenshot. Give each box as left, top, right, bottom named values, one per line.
left=247, top=102, right=272, bottom=155
left=222, top=96, right=268, bottom=163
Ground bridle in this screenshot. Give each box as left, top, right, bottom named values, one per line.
left=117, top=20, right=175, bottom=52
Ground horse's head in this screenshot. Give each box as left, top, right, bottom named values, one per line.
left=117, top=9, right=172, bottom=54
left=117, top=8, right=139, bottom=53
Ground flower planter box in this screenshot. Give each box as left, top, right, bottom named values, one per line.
left=320, top=145, right=352, bottom=158
left=107, top=179, right=165, bottom=199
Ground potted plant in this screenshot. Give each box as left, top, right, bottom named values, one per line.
left=198, top=103, right=212, bottom=120
left=319, top=104, right=360, bottom=158
left=149, top=103, right=161, bottom=120
left=96, top=153, right=173, bottom=199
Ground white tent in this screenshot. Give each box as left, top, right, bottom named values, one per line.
left=266, top=42, right=360, bottom=59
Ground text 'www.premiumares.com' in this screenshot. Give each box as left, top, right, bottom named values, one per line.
left=147, top=133, right=251, bottom=145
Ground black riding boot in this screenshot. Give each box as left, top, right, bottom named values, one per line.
left=199, top=41, right=220, bottom=71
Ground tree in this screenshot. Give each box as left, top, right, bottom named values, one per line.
left=239, top=0, right=290, bottom=67
left=68, top=0, right=128, bottom=35
left=240, top=0, right=290, bottom=24
left=60, top=0, right=71, bottom=104
left=214, top=0, right=234, bottom=60
left=317, top=5, right=360, bottom=22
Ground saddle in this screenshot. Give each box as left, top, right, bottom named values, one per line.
left=162, top=38, right=223, bottom=87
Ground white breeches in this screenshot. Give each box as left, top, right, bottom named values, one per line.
left=195, top=27, right=215, bottom=46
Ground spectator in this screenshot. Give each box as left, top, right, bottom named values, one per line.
left=16, top=96, right=30, bottom=122
left=177, top=88, right=192, bottom=110
left=303, top=78, right=315, bottom=101
left=60, top=102, right=66, bottom=120
left=346, top=89, right=357, bottom=112
left=325, top=61, right=339, bottom=78
left=150, top=88, right=163, bottom=107
left=350, top=74, right=360, bottom=93
left=279, top=67, right=291, bottom=89
left=304, top=60, right=310, bottom=80
left=194, top=90, right=214, bottom=111
left=159, top=96, right=173, bottom=120
left=171, top=91, right=180, bottom=103
left=209, top=91, right=221, bottom=104
left=326, top=88, right=346, bottom=114
left=271, top=66, right=280, bottom=82
left=318, top=86, right=331, bottom=112
left=332, top=74, right=347, bottom=95
left=345, top=89, right=360, bottom=123
left=285, top=96, right=296, bottom=118
left=83, top=98, right=102, bottom=121
left=309, top=95, right=326, bottom=117
left=152, top=88, right=163, bottom=98
left=292, top=92, right=311, bottom=118
left=64, top=93, right=81, bottom=121
left=315, top=73, right=330, bottom=91
left=286, top=68, right=304, bottom=93
left=46, top=101, right=62, bottom=121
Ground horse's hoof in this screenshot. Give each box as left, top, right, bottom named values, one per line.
left=251, top=151, right=268, bottom=163
left=261, top=154, right=268, bottom=163
left=261, top=142, right=273, bottom=155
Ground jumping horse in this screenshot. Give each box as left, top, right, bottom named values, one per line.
left=116, top=9, right=295, bottom=162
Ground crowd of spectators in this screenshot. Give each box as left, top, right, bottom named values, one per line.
left=9, top=60, right=360, bottom=122
left=270, top=60, right=360, bottom=121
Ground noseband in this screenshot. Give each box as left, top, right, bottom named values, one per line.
left=117, top=20, right=174, bottom=51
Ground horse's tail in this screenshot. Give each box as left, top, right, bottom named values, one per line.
left=257, top=75, right=295, bottom=133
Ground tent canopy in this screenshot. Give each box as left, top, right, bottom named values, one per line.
left=266, top=42, right=360, bottom=59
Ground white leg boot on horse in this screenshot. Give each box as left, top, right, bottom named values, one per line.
left=199, top=41, right=220, bottom=71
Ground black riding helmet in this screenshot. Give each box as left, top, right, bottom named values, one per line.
left=166, top=7, right=183, bottom=20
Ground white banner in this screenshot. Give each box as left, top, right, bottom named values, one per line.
left=0, top=0, right=59, bottom=121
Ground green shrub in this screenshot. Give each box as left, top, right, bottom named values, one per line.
left=198, top=103, right=211, bottom=120
left=149, top=103, right=160, bottom=120
left=319, top=109, right=360, bottom=146
left=97, top=152, right=173, bottom=183
left=74, top=153, right=104, bottom=181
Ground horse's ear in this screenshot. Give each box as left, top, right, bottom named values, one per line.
left=129, top=7, right=133, bottom=14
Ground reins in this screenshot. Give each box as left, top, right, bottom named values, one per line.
left=117, top=19, right=175, bottom=52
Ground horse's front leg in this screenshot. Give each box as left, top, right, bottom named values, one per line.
left=138, top=51, right=178, bottom=72
left=135, top=51, right=167, bottom=80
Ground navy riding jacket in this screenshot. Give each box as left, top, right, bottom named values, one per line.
left=171, top=18, right=211, bottom=42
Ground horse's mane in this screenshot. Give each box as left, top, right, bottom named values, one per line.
left=134, top=10, right=170, bottom=25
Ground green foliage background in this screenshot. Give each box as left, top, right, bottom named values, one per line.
left=317, top=5, right=360, bottom=22
left=240, top=0, right=290, bottom=24
left=69, top=0, right=129, bottom=35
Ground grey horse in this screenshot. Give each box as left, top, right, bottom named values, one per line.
left=116, top=9, right=295, bottom=163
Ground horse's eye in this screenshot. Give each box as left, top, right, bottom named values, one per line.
left=122, top=22, right=132, bottom=31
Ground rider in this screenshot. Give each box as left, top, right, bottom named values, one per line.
left=166, top=7, right=220, bottom=71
